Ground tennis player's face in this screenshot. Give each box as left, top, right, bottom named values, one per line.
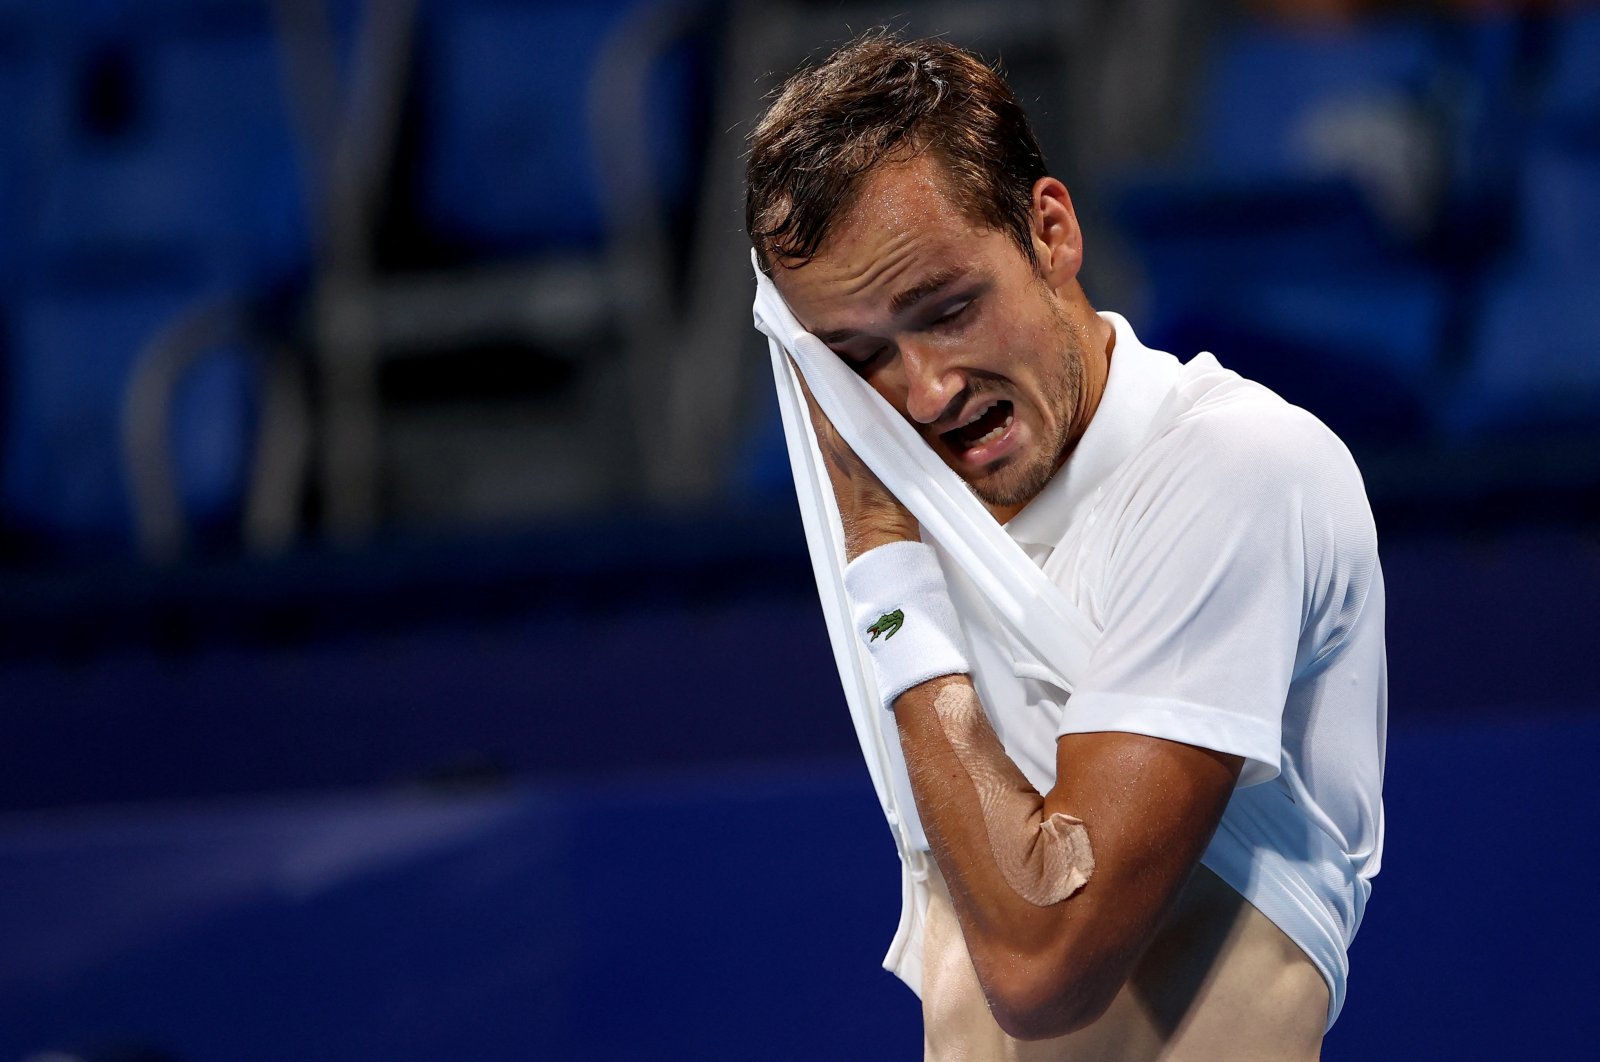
left=772, top=154, right=1103, bottom=521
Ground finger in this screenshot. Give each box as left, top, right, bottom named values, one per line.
left=791, top=360, right=870, bottom=481
left=792, top=361, right=848, bottom=454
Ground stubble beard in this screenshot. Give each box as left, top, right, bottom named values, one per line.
left=965, top=309, right=1086, bottom=510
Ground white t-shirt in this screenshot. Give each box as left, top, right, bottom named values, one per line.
left=907, top=312, right=1387, bottom=1029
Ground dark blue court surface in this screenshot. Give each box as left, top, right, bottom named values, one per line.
left=0, top=762, right=918, bottom=1061
left=1, top=707, right=1595, bottom=1061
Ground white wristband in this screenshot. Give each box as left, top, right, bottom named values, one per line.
left=843, top=540, right=971, bottom=710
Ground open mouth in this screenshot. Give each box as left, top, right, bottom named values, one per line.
left=940, top=399, right=1014, bottom=460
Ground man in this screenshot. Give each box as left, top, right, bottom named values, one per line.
left=746, top=33, right=1385, bottom=1059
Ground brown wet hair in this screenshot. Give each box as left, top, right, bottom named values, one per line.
left=746, top=32, right=1049, bottom=272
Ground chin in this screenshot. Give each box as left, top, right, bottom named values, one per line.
left=967, top=453, right=1059, bottom=510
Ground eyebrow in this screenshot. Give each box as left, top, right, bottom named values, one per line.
left=889, top=266, right=967, bottom=317
left=813, top=266, right=968, bottom=345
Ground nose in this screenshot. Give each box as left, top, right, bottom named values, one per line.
left=900, top=340, right=963, bottom=425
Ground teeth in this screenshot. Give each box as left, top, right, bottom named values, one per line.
left=961, top=400, right=998, bottom=429
left=970, top=412, right=1013, bottom=449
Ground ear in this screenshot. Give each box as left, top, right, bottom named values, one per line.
left=1029, top=177, right=1084, bottom=291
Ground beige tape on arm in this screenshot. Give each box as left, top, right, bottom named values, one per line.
left=932, top=683, right=1094, bottom=907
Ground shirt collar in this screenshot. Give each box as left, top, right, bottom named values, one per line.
left=1005, top=311, right=1184, bottom=546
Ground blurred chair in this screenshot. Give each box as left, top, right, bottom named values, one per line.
left=122, top=298, right=309, bottom=563
left=1444, top=8, right=1600, bottom=441
left=279, top=0, right=717, bottom=537
left=415, top=0, right=695, bottom=256
left=32, top=17, right=309, bottom=288
left=1109, top=15, right=1458, bottom=447
left=1538, top=5, right=1600, bottom=128
left=1430, top=12, right=1525, bottom=254
left=1516, top=137, right=1600, bottom=275
left=1195, top=18, right=1444, bottom=232
left=2, top=281, right=267, bottom=554
left=0, top=3, right=314, bottom=561
left=1513, top=6, right=1600, bottom=273
left=0, top=26, right=72, bottom=290
left=1447, top=270, right=1600, bottom=438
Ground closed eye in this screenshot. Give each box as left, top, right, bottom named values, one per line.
left=833, top=292, right=977, bottom=370
left=930, top=297, right=975, bottom=330
left=844, top=343, right=891, bottom=370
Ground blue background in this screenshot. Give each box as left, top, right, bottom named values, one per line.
left=2, top=1, right=1597, bottom=1058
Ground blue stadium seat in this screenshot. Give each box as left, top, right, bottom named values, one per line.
left=1110, top=19, right=1461, bottom=446
left=1116, top=176, right=1394, bottom=281
left=1510, top=8, right=1600, bottom=269
left=1, top=11, right=306, bottom=557
left=1540, top=7, right=1600, bottom=130
left=1140, top=266, right=1445, bottom=446
left=1445, top=10, right=1600, bottom=440
left=0, top=38, right=72, bottom=286
left=31, top=21, right=309, bottom=288
left=1516, top=139, right=1600, bottom=270
left=1196, top=19, right=1441, bottom=186
left=1446, top=269, right=1600, bottom=438
left=1430, top=14, right=1524, bottom=247
left=2, top=282, right=257, bottom=551
left=414, top=0, right=697, bottom=254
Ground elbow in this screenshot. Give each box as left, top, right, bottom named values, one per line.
left=984, top=962, right=1118, bottom=1041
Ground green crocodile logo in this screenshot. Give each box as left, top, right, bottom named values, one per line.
left=866, top=609, right=904, bottom=641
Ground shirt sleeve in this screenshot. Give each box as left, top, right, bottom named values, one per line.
left=1058, top=401, right=1369, bottom=787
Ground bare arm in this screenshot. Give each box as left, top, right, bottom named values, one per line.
left=800, top=379, right=1242, bottom=1039
left=894, top=673, right=1240, bottom=1039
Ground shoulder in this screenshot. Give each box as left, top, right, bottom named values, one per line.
left=1154, top=381, right=1363, bottom=503
left=1104, top=372, right=1374, bottom=551
left=1109, top=379, right=1377, bottom=572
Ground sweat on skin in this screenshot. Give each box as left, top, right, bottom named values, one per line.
left=925, top=680, right=1094, bottom=907
left=752, top=37, right=1370, bottom=1055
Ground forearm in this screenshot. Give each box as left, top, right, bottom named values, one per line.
left=893, top=673, right=1102, bottom=1035
left=836, top=530, right=1101, bottom=1030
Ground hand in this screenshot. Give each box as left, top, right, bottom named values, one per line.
left=796, top=367, right=920, bottom=560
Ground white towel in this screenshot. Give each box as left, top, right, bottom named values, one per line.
left=748, top=248, right=1100, bottom=833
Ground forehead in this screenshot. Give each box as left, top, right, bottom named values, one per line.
left=772, top=154, right=998, bottom=318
